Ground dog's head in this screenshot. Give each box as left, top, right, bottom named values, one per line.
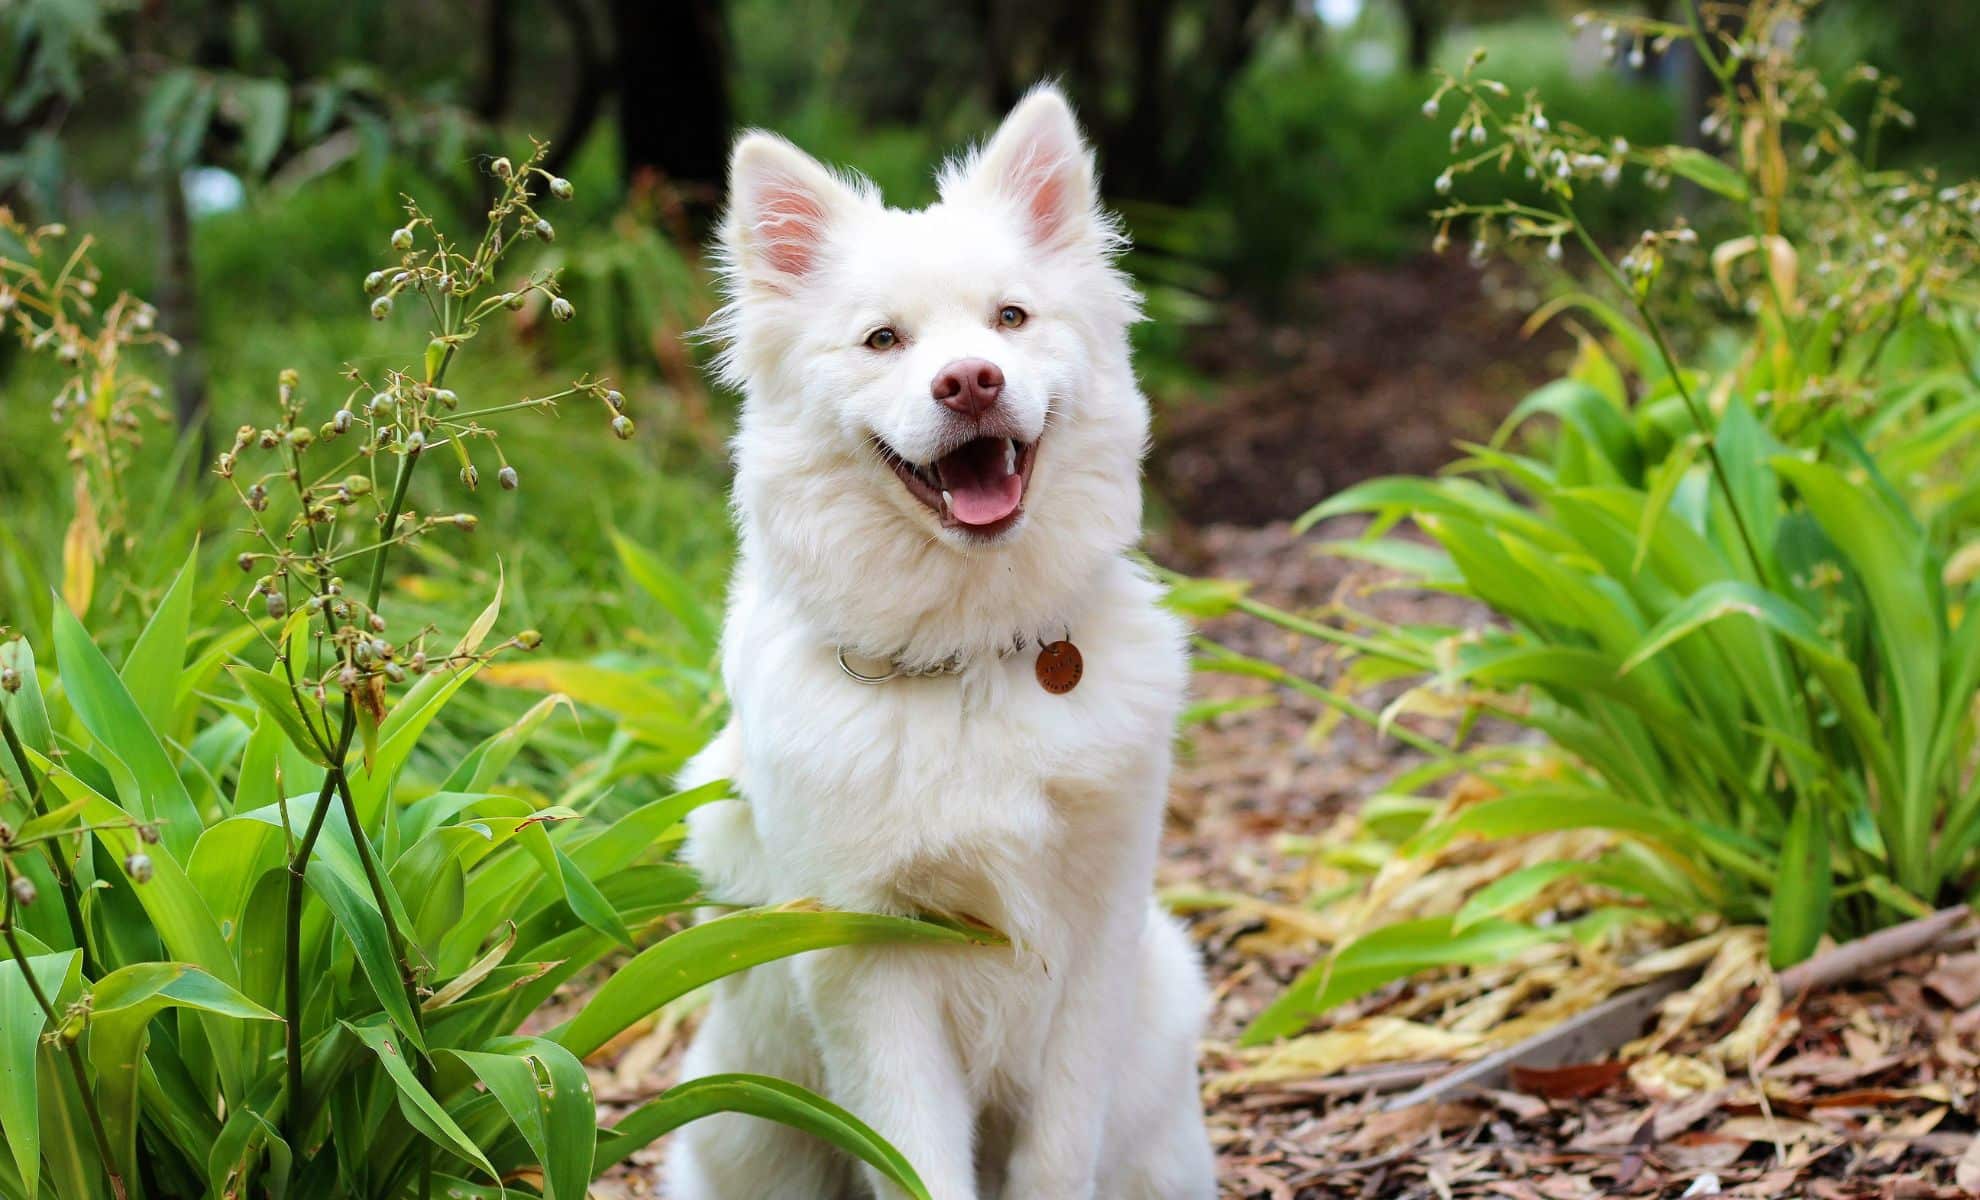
left=709, top=86, right=1147, bottom=656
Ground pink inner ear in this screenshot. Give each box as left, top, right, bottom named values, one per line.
left=1026, top=170, right=1069, bottom=244
left=1001, top=137, right=1078, bottom=248
left=753, top=182, right=830, bottom=279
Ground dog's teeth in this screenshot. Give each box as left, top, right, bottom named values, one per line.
left=941, top=490, right=953, bottom=513
left=1003, top=440, right=1017, bottom=474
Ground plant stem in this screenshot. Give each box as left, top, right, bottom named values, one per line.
left=368, top=453, right=418, bottom=611
left=332, top=771, right=424, bottom=1026
left=2, top=709, right=97, bottom=977
left=281, top=432, right=427, bottom=1150
left=280, top=752, right=348, bottom=1148
left=3, top=884, right=128, bottom=1199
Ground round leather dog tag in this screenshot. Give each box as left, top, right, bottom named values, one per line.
left=1035, top=640, right=1083, bottom=694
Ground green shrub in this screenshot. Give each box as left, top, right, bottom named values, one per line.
left=1218, top=30, right=1674, bottom=302
left=1186, top=0, right=1980, bottom=1047
left=0, top=146, right=988, bottom=1198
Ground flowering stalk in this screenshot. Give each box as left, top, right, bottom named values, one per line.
left=237, top=143, right=627, bottom=1158
left=1, top=868, right=125, bottom=1199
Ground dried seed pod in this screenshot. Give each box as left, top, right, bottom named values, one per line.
left=246, top=483, right=269, bottom=511
left=364, top=270, right=387, bottom=295
left=125, top=853, right=153, bottom=883
left=391, top=226, right=415, bottom=251
left=265, top=591, right=288, bottom=620
left=371, top=296, right=394, bottom=320
left=137, top=823, right=160, bottom=845
left=549, top=176, right=574, bottom=200
left=604, top=389, right=625, bottom=411
left=534, top=218, right=556, bottom=243
left=368, top=613, right=387, bottom=633
left=237, top=553, right=255, bottom=572
left=492, top=156, right=513, bottom=179
left=550, top=297, right=575, bottom=322
left=9, top=875, right=35, bottom=907
left=498, top=465, right=519, bottom=491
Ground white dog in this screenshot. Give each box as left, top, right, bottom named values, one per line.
left=666, top=85, right=1215, bottom=1200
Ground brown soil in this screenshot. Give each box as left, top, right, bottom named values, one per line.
left=1149, top=255, right=1567, bottom=527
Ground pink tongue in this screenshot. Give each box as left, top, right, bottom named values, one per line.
left=939, top=439, right=1022, bottom=526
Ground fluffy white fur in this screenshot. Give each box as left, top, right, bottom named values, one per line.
left=666, top=86, right=1215, bottom=1200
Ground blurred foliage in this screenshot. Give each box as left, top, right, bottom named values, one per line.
left=1170, top=0, right=1980, bottom=1046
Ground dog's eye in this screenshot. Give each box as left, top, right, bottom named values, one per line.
left=997, top=305, right=1027, bottom=329
left=863, top=327, right=899, bottom=350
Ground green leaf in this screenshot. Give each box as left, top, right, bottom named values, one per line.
left=450, top=1037, right=594, bottom=1200
left=169, top=77, right=217, bottom=169
left=1453, top=862, right=1595, bottom=932
left=595, top=1074, right=931, bottom=1199
left=86, top=963, right=276, bottom=1183
left=612, top=530, right=719, bottom=654
left=0, top=950, right=79, bottom=1198
left=32, top=757, right=238, bottom=983
left=232, top=76, right=288, bottom=176
left=343, top=1018, right=496, bottom=1178
left=308, top=859, right=425, bottom=1053
left=346, top=660, right=484, bottom=828
left=440, top=693, right=571, bottom=794
left=229, top=665, right=332, bottom=767
left=1241, top=916, right=1558, bottom=1045
left=553, top=906, right=1006, bottom=1059
left=1769, top=794, right=1831, bottom=969
left=51, top=600, right=204, bottom=861
left=1496, top=379, right=1641, bottom=486
left=1772, top=455, right=1941, bottom=889
left=0, top=639, right=55, bottom=768
left=1661, top=146, right=1750, bottom=202
left=1401, top=785, right=1700, bottom=859
left=119, top=541, right=198, bottom=734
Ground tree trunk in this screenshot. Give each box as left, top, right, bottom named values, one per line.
left=543, top=0, right=607, bottom=181
left=1401, top=0, right=1439, bottom=71
left=158, top=172, right=208, bottom=446
left=475, top=0, right=518, bottom=121
left=610, top=0, right=731, bottom=234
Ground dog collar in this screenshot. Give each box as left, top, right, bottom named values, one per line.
left=835, top=631, right=1083, bottom=693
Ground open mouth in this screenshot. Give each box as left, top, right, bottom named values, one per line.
left=877, top=434, right=1040, bottom=537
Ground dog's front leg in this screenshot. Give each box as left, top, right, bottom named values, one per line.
left=1002, top=810, right=1156, bottom=1199
left=999, top=912, right=1134, bottom=1198
left=801, top=946, right=978, bottom=1200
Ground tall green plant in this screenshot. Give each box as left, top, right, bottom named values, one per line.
left=0, top=144, right=989, bottom=1198
left=1196, top=0, right=1980, bottom=1047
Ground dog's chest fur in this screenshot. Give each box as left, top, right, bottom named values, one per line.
left=703, top=557, right=1184, bottom=952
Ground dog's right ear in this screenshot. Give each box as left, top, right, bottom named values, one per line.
left=723, top=132, right=856, bottom=293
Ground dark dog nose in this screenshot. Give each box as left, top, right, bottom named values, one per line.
left=932, top=358, right=1004, bottom=420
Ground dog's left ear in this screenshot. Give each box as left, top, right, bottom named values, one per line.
left=952, top=84, right=1100, bottom=254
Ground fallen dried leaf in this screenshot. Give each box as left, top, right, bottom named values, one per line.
left=1512, top=1059, right=1631, bottom=1100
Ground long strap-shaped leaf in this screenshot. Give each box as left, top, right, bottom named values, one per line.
left=550, top=905, right=1005, bottom=1059
left=594, top=1073, right=932, bottom=1200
